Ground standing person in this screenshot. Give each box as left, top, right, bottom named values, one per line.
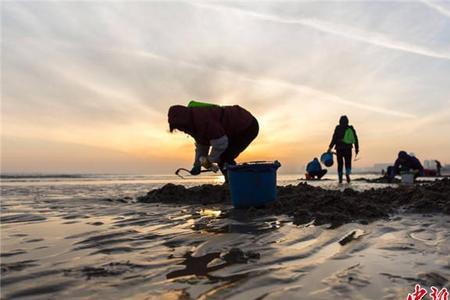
left=168, top=104, right=259, bottom=182
left=305, top=158, right=327, bottom=180
left=435, top=160, right=442, bottom=176
left=327, top=115, right=359, bottom=183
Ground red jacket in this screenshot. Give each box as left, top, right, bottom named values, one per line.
left=168, top=105, right=255, bottom=145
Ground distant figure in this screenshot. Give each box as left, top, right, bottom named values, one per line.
left=435, top=160, right=442, bottom=176
left=168, top=104, right=259, bottom=182
left=305, top=158, right=327, bottom=180
left=387, top=151, right=424, bottom=179
left=328, top=115, right=359, bottom=183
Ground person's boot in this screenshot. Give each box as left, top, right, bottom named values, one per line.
left=338, top=174, right=343, bottom=184
left=221, top=161, right=235, bottom=184
left=346, top=168, right=351, bottom=183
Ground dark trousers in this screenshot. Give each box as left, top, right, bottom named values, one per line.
left=336, top=148, right=352, bottom=176
left=219, top=118, right=259, bottom=174
left=308, top=169, right=327, bottom=179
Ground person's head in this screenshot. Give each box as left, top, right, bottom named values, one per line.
left=398, top=151, right=408, bottom=162
left=168, top=105, right=193, bottom=134
left=314, top=157, right=319, bottom=162
left=339, top=115, right=349, bottom=126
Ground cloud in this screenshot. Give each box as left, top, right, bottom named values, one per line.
left=241, top=77, right=417, bottom=119
left=192, top=2, right=450, bottom=60
left=421, top=0, right=450, bottom=18
left=125, top=48, right=417, bottom=119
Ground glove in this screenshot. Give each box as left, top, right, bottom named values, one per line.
left=200, top=156, right=219, bottom=173
left=190, top=165, right=201, bottom=175
left=199, top=156, right=212, bottom=169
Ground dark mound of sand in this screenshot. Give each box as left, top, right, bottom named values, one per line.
left=138, top=184, right=230, bottom=205
left=274, top=179, right=450, bottom=227
left=138, top=179, right=450, bottom=227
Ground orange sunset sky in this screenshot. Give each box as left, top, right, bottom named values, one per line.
left=2, top=1, right=450, bottom=174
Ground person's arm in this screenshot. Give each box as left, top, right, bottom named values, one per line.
left=393, top=158, right=401, bottom=175
left=194, top=143, right=209, bottom=167
left=208, top=135, right=229, bottom=163
left=328, top=127, right=338, bottom=151
left=202, top=118, right=228, bottom=164
left=415, top=158, right=424, bottom=172
left=352, top=126, right=359, bottom=154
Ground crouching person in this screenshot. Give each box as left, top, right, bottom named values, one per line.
left=305, top=157, right=327, bottom=180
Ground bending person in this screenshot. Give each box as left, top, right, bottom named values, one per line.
left=328, top=115, right=359, bottom=183
left=387, top=151, right=424, bottom=179
left=168, top=104, right=259, bottom=182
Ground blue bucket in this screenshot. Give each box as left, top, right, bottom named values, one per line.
left=320, top=152, right=334, bottom=167
left=227, top=161, right=281, bottom=208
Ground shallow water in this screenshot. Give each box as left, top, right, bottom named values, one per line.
left=1, top=175, right=449, bottom=299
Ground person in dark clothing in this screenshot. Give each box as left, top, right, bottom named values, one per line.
left=435, top=160, right=442, bottom=176
left=305, top=158, right=327, bottom=180
left=388, top=151, right=424, bottom=179
left=327, top=115, right=359, bottom=183
left=168, top=104, right=259, bottom=181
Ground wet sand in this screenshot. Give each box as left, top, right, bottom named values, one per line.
left=1, top=177, right=449, bottom=299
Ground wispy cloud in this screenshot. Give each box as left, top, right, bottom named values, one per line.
left=421, top=0, right=450, bottom=18
left=193, top=2, right=450, bottom=60
left=253, top=78, right=417, bottom=119
left=126, top=48, right=416, bottom=118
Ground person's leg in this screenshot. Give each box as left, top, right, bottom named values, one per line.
left=217, top=152, right=236, bottom=183
left=231, top=118, right=259, bottom=156
left=387, top=166, right=395, bottom=178
left=219, top=118, right=259, bottom=182
left=344, top=148, right=353, bottom=183
left=318, top=169, right=327, bottom=179
left=336, top=150, right=344, bottom=183
left=309, top=171, right=319, bottom=179
left=218, top=159, right=236, bottom=183
left=413, top=169, right=424, bottom=178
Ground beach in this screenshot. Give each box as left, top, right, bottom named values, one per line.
left=1, top=174, right=449, bottom=299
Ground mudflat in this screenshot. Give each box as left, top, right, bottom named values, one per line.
left=1, top=177, right=449, bottom=299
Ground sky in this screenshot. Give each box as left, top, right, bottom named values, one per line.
left=1, top=0, right=450, bottom=174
